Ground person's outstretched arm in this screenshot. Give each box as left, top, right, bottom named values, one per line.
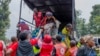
left=37, top=29, right=43, bottom=38
left=30, top=29, right=43, bottom=46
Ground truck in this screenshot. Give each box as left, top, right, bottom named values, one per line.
left=23, top=0, right=76, bottom=32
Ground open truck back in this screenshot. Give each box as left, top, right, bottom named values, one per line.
left=23, top=0, right=75, bottom=32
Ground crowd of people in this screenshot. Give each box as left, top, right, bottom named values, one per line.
left=0, top=9, right=99, bottom=56
left=0, top=30, right=99, bottom=56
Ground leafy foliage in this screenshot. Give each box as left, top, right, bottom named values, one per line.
left=89, top=4, right=100, bottom=34
left=76, top=4, right=100, bottom=36
left=0, top=0, right=11, bottom=40
left=76, top=10, right=89, bottom=36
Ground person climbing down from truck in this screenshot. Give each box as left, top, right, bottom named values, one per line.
left=33, top=8, right=43, bottom=28
left=41, top=11, right=56, bottom=26
left=41, top=11, right=58, bottom=40
left=62, top=23, right=73, bottom=48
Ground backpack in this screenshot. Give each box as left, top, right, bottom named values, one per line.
left=16, top=41, right=34, bottom=56
left=32, top=28, right=40, bottom=38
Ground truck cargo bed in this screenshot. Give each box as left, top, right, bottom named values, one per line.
left=24, top=0, right=75, bottom=31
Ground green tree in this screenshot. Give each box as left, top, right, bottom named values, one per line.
left=0, top=0, right=11, bottom=40
left=76, top=10, right=88, bottom=37
left=89, top=4, right=100, bottom=34
left=89, top=16, right=100, bottom=34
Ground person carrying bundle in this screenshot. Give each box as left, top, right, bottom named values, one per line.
left=41, top=11, right=59, bottom=41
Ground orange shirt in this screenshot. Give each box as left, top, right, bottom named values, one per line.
left=68, top=46, right=78, bottom=56
left=54, top=43, right=67, bottom=56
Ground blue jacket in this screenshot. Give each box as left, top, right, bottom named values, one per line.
left=76, top=45, right=97, bottom=56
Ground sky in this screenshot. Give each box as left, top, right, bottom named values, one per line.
left=75, top=0, right=100, bottom=22
left=6, top=0, right=100, bottom=39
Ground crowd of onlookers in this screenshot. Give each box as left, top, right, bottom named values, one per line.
left=0, top=31, right=99, bottom=56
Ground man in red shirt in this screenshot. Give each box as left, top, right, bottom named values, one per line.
left=17, top=21, right=29, bottom=32
left=6, top=31, right=40, bottom=56
left=39, top=34, right=54, bottom=56
left=7, top=36, right=18, bottom=56
left=33, top=8, right=42, bottom=28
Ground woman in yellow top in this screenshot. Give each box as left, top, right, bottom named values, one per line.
left=62, top=24, right=73, bottom=48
